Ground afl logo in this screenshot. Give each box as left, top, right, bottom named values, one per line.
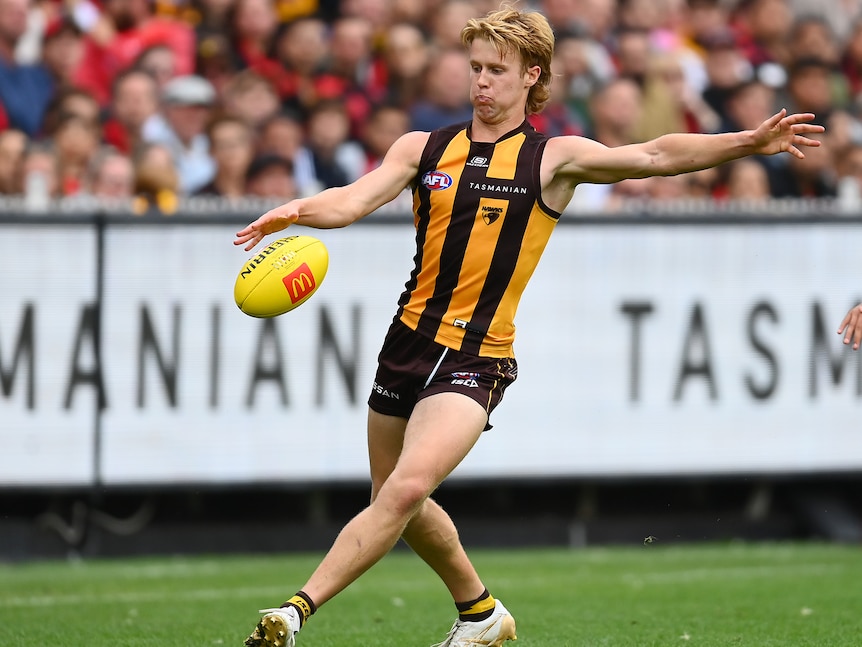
left=422, top=170, right=453, bottom=191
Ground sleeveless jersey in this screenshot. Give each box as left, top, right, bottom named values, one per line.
left=396, top=119, right=562, bottom=358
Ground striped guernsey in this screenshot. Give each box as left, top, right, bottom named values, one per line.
left=397, top=119, right=562, bottom=358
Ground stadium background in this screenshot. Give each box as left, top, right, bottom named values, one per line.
left=2, top=0, right=862, bottom=560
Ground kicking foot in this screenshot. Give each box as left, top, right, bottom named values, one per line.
left=244, top=606, right=301, bottom=647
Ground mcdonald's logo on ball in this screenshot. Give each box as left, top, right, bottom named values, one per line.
left=234, top=235, right=329, bottom=318
left=283, top=263, right=316, bottom=303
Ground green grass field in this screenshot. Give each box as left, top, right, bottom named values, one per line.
left=1, top=542, right=860, bottom=646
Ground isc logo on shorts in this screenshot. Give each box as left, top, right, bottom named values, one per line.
left=422, top=170, right=453, bottom=191
left=451, top=372, right=479, bottom=388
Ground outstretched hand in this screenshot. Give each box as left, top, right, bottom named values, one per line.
left=234, top=202, right=300, bottom=251
left=838, top=303, right=862, bottom=351
left=751, top=109, right=825, bottom=159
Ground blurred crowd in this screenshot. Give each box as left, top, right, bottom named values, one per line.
left=0, top=0, right=861, bottom=214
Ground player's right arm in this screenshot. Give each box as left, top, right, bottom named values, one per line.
left=235, top=131, right=429, bottom=251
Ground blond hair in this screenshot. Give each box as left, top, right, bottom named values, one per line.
left=460, top=7, right=555, bottom=115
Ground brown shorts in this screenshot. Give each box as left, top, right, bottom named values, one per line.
left=367, top=319, right=518, bottom=430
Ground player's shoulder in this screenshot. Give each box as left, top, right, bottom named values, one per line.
left=387, top=130, right=431, bottom=158
left=398, top=130, right=433, bottom=148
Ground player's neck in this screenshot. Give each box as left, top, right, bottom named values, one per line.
left=470, top=113, right=526, bottom=143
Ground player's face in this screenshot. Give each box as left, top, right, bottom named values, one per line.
left=468, top=38, right=538, bottom=124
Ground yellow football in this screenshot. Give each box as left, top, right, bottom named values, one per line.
left=234, top=235, right=329, bottom=317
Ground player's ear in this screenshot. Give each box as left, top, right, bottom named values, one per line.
left=524, top=65, right=541, bottom=88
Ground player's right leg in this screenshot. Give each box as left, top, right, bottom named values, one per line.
left=368, top=406, right=517, bottom=647
left=246, top=393, right=488, bottom=646
left=368, top=408, right=486, bottom=603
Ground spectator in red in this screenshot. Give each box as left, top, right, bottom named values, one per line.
left=271, top=16, right=331, bottom=118
left=322, top=15, right=387, bottom=137
left=0, top=0, right=54, bottom=136
left=103, top=68, right=160, bottom=154
left=72, top=0, right=196, bottom=107
left=228, top=0, right=279, bottom=74
left=41, top=17, right=86, bottom=91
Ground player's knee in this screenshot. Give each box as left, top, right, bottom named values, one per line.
left=378, top=475, right=433, bottom=520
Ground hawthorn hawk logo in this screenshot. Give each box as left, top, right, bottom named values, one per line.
left=481, top=204, right=503, bottom=225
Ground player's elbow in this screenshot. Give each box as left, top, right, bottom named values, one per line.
left=311, top=188, right=370, bottom=227
left=326, top=208, right=362, bottom=228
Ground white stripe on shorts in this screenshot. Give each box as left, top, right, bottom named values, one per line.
left=423, top=347, right=449, bottom=389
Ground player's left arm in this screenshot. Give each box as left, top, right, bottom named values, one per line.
left=838, top=303, right=862, bottom=350
left=548, top=109, right=824, bottom=186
